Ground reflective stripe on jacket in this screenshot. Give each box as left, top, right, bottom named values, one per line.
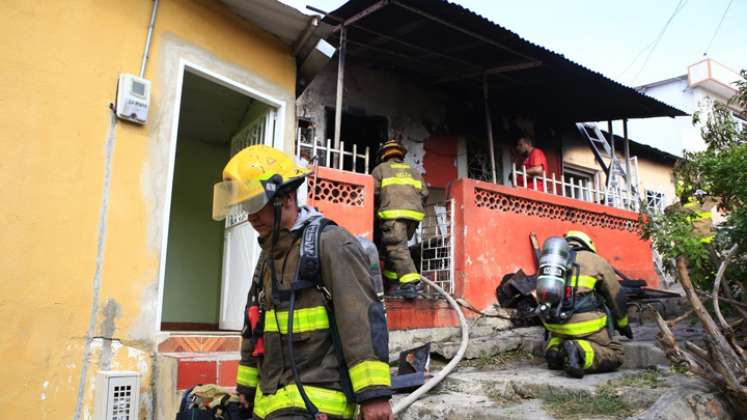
left=542, top=250, right=629, bottom=337
left=236, top=213, right=391, bottom=419
left=372, top=158, right=428, bottom=221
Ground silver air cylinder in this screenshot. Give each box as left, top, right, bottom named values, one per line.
left=536, top=236, right=571, bottom=305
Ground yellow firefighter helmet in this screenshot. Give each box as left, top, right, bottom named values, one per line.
left=212, top=145, right=310, bottom=220
left=377, top=139, right=407, bottom=162
left=564, top=230, right=597, bottom=253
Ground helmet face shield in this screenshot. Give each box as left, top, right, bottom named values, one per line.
left=212, top=179, right=269, bottom=221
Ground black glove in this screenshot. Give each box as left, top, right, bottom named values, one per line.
left=618, top=324, right=633, bottom=339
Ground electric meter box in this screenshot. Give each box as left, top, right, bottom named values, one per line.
left=116, top=73, right=151, bottom=124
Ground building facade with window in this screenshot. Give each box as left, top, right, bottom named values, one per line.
left=629, top=58, right=746, bottom=156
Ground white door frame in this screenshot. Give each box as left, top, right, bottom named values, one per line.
left=155, top=59, right=287, bottom=332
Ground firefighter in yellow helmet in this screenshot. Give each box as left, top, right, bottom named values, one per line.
left=214, top=145, right=393, bottom=419
left=371, top=139, right=429, bottom=300
left=541, top=230, right=632, bottom=379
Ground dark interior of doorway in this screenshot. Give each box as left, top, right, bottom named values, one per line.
left=325, top=108, right=388, bottom=173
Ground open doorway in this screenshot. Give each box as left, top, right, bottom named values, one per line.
left=325, top=108, right=388, bottom=173
left=160, top=68, right=279, bottom=331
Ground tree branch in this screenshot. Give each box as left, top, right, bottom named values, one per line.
left=713, top=245, right=738, bottom=334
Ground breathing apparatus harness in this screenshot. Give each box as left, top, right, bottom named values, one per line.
left=535, top=237, right=605, bottom=325
left=243, top=194, right=354, bottom=420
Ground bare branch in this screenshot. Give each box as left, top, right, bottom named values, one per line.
left=713, top=245, right=738, bottom=334
left=676, top=257, right=743, bottom=372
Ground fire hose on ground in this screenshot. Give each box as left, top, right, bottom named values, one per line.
left=391, top=277, right=470, bottom=416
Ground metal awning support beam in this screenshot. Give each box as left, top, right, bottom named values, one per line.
left=623, top=118, right=632, bottom=197
left=436, top=60, right=542, bottom=84
left=333, top=27, right=347, bottom=161
left=292, top=16, right=319, bottom=57
left=483, top=74, right=498, bottom=184
left=330, top=0, right=390, bottom=32
left=606, top=120, right=615, bottom=190
left=390, top=0, right=538, bottom=63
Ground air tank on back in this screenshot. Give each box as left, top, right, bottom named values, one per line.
left=536, top=236, right=572, bottom=306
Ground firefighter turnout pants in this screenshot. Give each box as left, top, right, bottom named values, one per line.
left=544, top=327, right=624, bottom=374
left=378, top=219, right=420, bottom=285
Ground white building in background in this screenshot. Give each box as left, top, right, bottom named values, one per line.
left=628, top=58, right=745, bottom=157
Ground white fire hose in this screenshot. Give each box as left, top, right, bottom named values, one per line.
left=391, top=277, right=470, bottom=416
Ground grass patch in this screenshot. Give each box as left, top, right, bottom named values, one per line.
left=541, top=388, right=634, bottom=419
left=604, top=369, right=666, bottom=389
left=458, top=349, right=539, bottom=369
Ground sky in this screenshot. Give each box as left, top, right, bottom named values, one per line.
left=280, top=0, right=747, bottom=87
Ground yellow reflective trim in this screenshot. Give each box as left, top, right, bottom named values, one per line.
left=617, top=315, right=629, bottom=328
left=543, top=315, right=608, bottom=336
left=701, top=234, right=715, bottom=244
left=390, top=163, right=411, bottom=169
left=253, top=384, right=356, bottom=419
left=378, top=209, right=425, bottom=221
left=381, top=177, right=422, bottom=189
left=383, top=270, right=398, bottom=280
left=399, top=273, right=420, bottom=284
left=348, top=360, right=392, bottom=392
left=571, top=275, right=597, bottom=289
left=575, top=339, right=595, bottom=370
left=546, top=336, right=562, bottom=350
left=236, top=365, right=258, bottom=388
left=264, top=306, right=329, bottom=334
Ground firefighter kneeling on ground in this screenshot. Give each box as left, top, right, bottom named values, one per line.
left=213, top=145, right=393, bottom=419
left=538, top=231, right=633, bottom=379
left=371, top=139, right=429, bottom=300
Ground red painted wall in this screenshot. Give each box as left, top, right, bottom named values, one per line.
left=423, top=136, right=458, bottom=189
left=308, top=167, right=374, bottom=240
left=386, top=179, right=657, bottom=330
left=308, top=170, right=657, bottom=331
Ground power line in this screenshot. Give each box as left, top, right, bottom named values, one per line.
left=630, top=0, right=688, bottom=84
left=703, top=0, right=734, bottom=56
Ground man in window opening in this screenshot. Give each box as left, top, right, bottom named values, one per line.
left=515, top=135, right=549, bottom=192
left=372, top=139, right=429, bottom=300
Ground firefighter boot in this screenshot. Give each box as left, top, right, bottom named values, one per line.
left=390, top=282, right=421, bottom=300
left=562, top=340, right=585, bottom=379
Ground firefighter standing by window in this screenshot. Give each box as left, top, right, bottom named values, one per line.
left=213, top=145, right=393, bottom=419
left=541, top=231, right=633, bottom=379
left=371, top=139, right=429, bottom=300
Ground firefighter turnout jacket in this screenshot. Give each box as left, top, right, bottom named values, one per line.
left=236, top=207, right=391, bottom=419
left=542, top=250, right=629, bottom=366
left=372, top=158, right=428, bottom=221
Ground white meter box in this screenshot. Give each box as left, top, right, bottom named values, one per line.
left=116, top=74, right=151, bottom=124
left=93, top=371, right=140, bottom=420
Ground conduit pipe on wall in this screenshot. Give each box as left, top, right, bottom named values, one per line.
left=392, top=277, right=470, bottom=415
left=140, top=0, right=160, bottom=78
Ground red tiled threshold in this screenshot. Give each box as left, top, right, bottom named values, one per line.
left=171, top=354, right=241, bottom=390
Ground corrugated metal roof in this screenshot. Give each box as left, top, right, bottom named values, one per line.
left=323, top=0, right=687, bottom=122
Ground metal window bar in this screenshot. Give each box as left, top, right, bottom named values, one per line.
left=417, top=199, right=455, bottom=298
left=296, top=131, right=371, bottom=174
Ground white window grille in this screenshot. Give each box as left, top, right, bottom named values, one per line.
left=296, top=130, right=371, bottom=174
left=231, top=109, right=275, bottom=156
left=417, top=199, right=455, bottom=297
left=510, top=163, right=640, bottom=211
left=645, top=189, right=667, bottom=214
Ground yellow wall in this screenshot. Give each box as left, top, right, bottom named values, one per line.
left=562, top=133, right=676, bottom=203
left=0, top=0, right=296, bottom=417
